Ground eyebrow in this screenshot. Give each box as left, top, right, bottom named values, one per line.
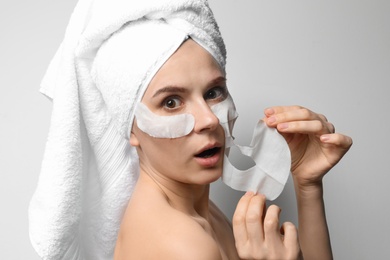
left=152, top=76, right=227, bottom=98
left=210, top=76, right=227, bottom=86
left=152, top=86, right=188, bottom=98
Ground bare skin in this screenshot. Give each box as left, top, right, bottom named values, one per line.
left=114, top=39, right=353, bottom=259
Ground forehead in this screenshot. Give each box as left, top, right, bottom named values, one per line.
left=143, top=39, right=224, bottom=97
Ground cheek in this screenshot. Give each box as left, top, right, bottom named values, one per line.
left=144, top=140, right=191, bottom=179
left=140, top=137, right=188, bottom=167
left=133, top=121, right=190, bottom=163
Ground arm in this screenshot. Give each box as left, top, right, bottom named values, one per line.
left=294, top=180, right=331, bottom=260
left=264, top=105, right=352, bottom=259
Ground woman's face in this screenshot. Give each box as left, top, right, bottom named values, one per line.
left=130, top=39, right=227, bottom=186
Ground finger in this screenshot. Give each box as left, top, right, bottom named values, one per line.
left=233, top=192, right=255, bottom=244
left=265, top=106, right=336, bottom=136
left=326, top=122, right=335, bottom=133
left=265, top=107, right=321, bottom=127
left=280, top=221, right=298, bottom=243
left=245, top=194, right=266, bottom=243
left=280, top=222, right=301, bottom=257
left=263, top=204, right=283, bottom=245
left=318, top=113, right=328, bottom=122
left=276, top=120, right=328, bottom=135
left=264, top=105, right=303, bottom=117
left=310, top=114, right=336, bottom=133
left=320, top=133, right=353, bottom=149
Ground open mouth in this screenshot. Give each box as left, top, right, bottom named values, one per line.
left=195, top=147, right=221, bottom=158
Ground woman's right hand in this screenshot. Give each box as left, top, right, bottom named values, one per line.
left=233, top=192, right=302, bottom=260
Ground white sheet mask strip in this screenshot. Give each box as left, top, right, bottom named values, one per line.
left=211, top=95, right=238, bottom=147
left=135, top=102, right=195, bottom=138
left=221, top=120, right=291, bottom=200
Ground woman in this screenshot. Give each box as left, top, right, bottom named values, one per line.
left=29, top=1, right=352, bottom=259
left=114, top=39, right=352, bottom=260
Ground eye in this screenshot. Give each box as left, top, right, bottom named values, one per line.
left=204, top=87, right=227, bottom=101
left=163, top=96, right=182, bottom=110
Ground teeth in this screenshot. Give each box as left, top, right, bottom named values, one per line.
left=196, top=147, right=220, bottom=158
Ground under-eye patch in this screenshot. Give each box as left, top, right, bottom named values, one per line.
left=135, top=102, right=195, bottom=138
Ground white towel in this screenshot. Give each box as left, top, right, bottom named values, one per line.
left=28, top=0, right=226, bottom=259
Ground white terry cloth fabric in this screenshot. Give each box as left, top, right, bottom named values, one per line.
left=28, top=0, right=226, bottom=259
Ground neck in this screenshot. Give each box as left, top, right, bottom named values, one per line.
left=138, top=168, right=211, bottom=219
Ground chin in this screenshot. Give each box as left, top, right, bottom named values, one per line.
left=195, top=167, right=223, bottom=185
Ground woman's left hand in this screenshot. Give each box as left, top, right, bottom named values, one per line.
left=264, top=106, right=353, bottom=187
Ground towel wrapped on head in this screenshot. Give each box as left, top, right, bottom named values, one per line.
left=29, top=0, right=226, bottom=259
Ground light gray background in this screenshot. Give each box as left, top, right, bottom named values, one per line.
left=1, top=0, right=388, bottom=259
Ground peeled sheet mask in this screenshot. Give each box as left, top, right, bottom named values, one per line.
left=222, top=121, right=291, bottom=200
left=135, top=95, right=291, bottom=200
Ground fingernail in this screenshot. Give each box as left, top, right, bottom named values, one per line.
left=265, top=108, right=275, bottom=115
left=279, top=123, right=289, bottom=130
left=267, top=116, right=276, bottom=124
left=245, top=191, right=255, bottom=196
left=320, top=135, right=330, bottom=142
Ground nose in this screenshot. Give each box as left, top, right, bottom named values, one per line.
left=193, top=101, right=220, bottom=133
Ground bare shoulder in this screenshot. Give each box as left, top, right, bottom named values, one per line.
left=114, top=194, right=222, bottom=260
left=209, top=200, right=232, bottom=228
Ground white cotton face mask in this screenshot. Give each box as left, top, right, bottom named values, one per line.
left=134, top=95, right=291, bottom=200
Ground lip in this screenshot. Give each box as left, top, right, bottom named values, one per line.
left=194, top=143, right=223, bottom=168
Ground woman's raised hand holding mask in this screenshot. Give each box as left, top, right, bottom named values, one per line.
left=232, top=105, right=352, bottom=260
left=264, top=105, right=353, bottom=188
left=262, top=105, right=352, bottom=259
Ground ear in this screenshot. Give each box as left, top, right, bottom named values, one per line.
left=129, top=131, right=140, bottom=147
